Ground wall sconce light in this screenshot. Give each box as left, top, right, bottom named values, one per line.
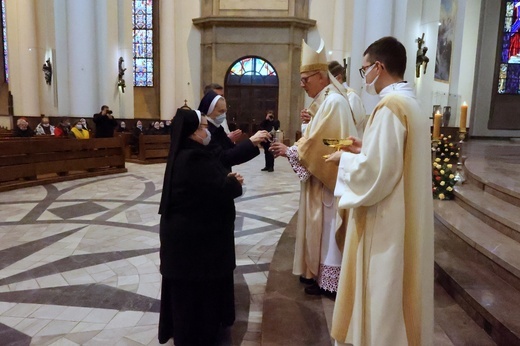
left=42, top=58, right=52, bottom=85
left=118, top=57, right=127, bottom=93
left=415, top=33, right=429, bottom=78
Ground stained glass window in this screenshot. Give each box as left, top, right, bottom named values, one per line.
left=498, top=0, right=520, bottom=94
left=132, top=0, right=153, bottom=87
left=227, top=57, right=278, bottom=86
left=1, top=0, right=8, bottom=83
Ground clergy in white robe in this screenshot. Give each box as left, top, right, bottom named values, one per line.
left=271, top=39, right=357, bottom=295
left=328, top=37, right=434, bottom=346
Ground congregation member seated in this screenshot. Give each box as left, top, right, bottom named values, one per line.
left=13, top=118, right=35, bottom=137
left=116, top=121, right=130, bottom=133
left=147, top=121, right=164, bottom=135
left=35, top=116, right=55, bottom=136
left=54, top=118, right=72, bottom=137
left=163, top=120, right=172, bottom=134
left=80, top=118, right=90, bottom=132
left=70, top=121, right=90, bottom=139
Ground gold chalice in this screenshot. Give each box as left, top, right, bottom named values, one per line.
left=322, top=138, right=353, bottom=158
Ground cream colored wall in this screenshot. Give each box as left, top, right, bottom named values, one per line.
left=173, top=0, right=201, bottom=110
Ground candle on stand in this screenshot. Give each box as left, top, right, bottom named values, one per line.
left=433, top=111, right=442, bottom=140
left=460, top=102, right=468, bottom=132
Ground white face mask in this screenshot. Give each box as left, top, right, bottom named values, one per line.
left=196, top=128, right=212, bottom=146
left=214, top=113, right=227, bottom=126
left=363, top=64, right=380, bottom=95
left=42, top=123, right=49, bottom=127
left=76, top=124, right=83, bottom=130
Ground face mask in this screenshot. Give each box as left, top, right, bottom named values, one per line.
left=196, top=128, right=212, bottom=146
left=137, top=125, right=142, bottom=129
left=42, top=123, right=49, bottom=127
left=160, top=123, right=164, bottom=128
left=363, top=64, right=380, bottom=95
left=76, top=124, right=83, bottom=130
left=214, top=113, right=226, bottom=126
left=121, top=124, right=126, bottom=129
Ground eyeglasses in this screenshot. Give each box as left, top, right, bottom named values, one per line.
left=359, top=63, right=376, bottom=78
left=300, top=71, right=320, bottom=84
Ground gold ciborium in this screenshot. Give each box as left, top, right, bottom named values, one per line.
left=322, top=138, right=353, bottom=159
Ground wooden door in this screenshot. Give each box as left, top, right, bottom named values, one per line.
left=225, top=86, right=278, bottom=134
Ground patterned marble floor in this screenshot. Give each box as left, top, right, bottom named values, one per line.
left=0, top=154, right=300, bottom=345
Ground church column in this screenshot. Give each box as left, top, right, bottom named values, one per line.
left=351, top=0, right=396, bottom=112
left=6, top=0, right=40, bottom=116
left=160, top=0, right=176, bottom=120
left=66, top=1, right=98, bottom=117
left=330, top=0, right=347, bottom=62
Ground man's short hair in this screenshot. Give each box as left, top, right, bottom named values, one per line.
left=203, top=83, right=224, bottom=95
left=101, top=105, right=109, bottom=111
left=363, top=36, right=407, bottom=78
left=328, top=61, right=345, bottom=79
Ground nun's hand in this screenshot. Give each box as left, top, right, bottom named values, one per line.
left=249, top=130, right=270, bottom=146
left=227, top=129, right=242, bottom=143
left=228, top=172, right=244, bottom=185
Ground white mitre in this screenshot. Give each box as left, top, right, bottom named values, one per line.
left=300, top=39, right=329, bottom=73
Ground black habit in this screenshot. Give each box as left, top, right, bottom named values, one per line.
left=207, top=122, right=259, bottom=172
left=158, top=109, right=242, bottom=346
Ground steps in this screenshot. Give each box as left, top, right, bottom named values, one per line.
left=434, top=140, right=520, bottom=346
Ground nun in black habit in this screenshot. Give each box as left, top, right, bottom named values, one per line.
left=198, top=90, right=271, bottom=172
left=158, top=108, right=243, bottom=346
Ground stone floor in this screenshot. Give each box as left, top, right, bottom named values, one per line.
left=1, top=139, right=515, bottom=345
left=0, top=155, right=300, bottom=345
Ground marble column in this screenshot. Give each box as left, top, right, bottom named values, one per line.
left=330, top=0, right=347, bottom=62
left=160, top=0, right=176, bottom=120
left=66, top=1, right=98, bottom=117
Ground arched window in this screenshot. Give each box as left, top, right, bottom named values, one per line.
left=1, top=0, right=8, bottom=83
left=132, top=0, right=153, bottom=87
left=226, top=56, right=278, bottom=86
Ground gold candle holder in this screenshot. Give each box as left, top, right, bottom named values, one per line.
left=454, top=131, right=467, bottom=185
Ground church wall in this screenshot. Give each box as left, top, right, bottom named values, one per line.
left=35, top=0, right=57, bottom=118
left=6, top=0, right=40, bottom=117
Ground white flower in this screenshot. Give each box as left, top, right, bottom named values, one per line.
left=444, top=158, right=450, bottom=162
left=447, top=164, right=452, bottom=169
left=439, top=193, right=445, bottom=200
left=440, top=181, right=446, bottom=186
left=449, top=174, right=455, bottom=179
left=435, top=158, right=441, bottom=162
left=447, top=186, right=453, bottom=192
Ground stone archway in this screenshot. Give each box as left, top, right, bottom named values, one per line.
left=225, top=56, right=279, bottom=134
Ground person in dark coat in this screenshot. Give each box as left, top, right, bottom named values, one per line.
left=93, top=105, right=117, bottom=138
left=13, top=118, right=34, bottom=137
left=198, top=90, right=271, bottom=172
left=259, top=110, right=280, bottom=172
left=158, top=108, right=244, bottom=346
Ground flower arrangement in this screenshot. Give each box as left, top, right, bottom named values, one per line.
left=432, top=135, right=458, bottom=200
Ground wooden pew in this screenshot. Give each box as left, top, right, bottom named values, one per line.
left=0, top=137, right=127, bottom=192
left=126, top=134, right=170, bottom=164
